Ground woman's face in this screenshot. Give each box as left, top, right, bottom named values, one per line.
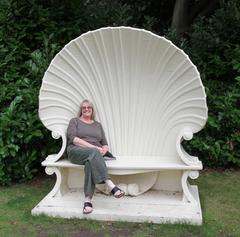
left=81, top=102, right=93, bottom=118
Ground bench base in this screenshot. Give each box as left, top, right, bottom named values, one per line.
left=32, top=185, right=202, bottom=225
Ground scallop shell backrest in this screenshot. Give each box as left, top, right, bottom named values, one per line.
left=39, top=27, right=207, bottom=161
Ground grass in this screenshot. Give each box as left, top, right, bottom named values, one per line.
left=0, top=170, right=240, bottom=237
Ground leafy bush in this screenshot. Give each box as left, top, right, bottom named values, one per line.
left=167, top=0, right=240, bottom=167
left=190, top=77, right=240, bottom=167
left=190, top=0, right=240, bottom=167
left=0, top=0, right=134, bottom=185
left=1, top=0, right=239, bottom=185
left=0, top=1, right=60, bottom=185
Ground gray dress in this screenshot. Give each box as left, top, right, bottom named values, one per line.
left=67, top=118, right=109, bottom=197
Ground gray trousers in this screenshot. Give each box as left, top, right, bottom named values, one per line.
left=67, top=145, right=109, bottom=198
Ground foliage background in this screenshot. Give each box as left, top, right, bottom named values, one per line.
left=0, top=0, right=239, bottom=185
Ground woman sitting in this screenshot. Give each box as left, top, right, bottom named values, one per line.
left=67, top=99, right=124, bottom=214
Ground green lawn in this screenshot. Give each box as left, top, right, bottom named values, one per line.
left=0, top=170, right=240, bottom=237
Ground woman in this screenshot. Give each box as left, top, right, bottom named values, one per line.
left=67, top=99, right=124, bottom=214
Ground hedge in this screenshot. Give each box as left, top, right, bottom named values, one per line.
left=0, top=0, right=239, bottom=185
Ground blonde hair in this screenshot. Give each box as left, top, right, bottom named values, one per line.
left=79, top=99, right=96, bottom=120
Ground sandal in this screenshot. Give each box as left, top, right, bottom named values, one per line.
left=83, top=202, right=93, bottom=214
left=111, top=186, right=125, bottom=198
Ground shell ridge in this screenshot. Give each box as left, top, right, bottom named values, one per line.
left=168, top=115, right=206, bottom=132
left=62, top=46, right=99, bottom=100
left=148, top=45, right=179, bottom=120
left=160, top=115, right=206, bottom=154
left=40, top=101, right=76, bottom=116
left=41, top=116, right=70, bottom=122
left=119, top=29, right=128, bottom=153
left=42, top=121, right=69, bottom=128
left=147, top=62, right=193, bottom=143
left=143, top=42, right=173, bottom=147
left=78, top=37, right=106, bottom=102
left=157, top=78, right=203, bottom=119
left=94, top=30, right=118, bottom=152
left=160, top=103, right=207, bottom=132
left=107, top=29, right=123, bottom=152
left=45, top=63, right=89, bottom=104
left=134, top=33, right=160, bottom=155
left=130, top=31, right=143, bottom=154
left=46, top=65, right=85, bottom=96
left=41, top=81, right=80, bottom=105
left=165, top=59, right=192, bottom=87
left=44, top=70, right=87, bottom=100
left=41, top=88, right=79, bottom=108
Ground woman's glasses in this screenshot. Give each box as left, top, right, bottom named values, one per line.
left=82, top=106, right=92, bottom=110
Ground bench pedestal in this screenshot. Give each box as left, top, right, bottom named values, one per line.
left=32, top=185, right=202, bottom=225
left=32, top=158, right=202, bottom=224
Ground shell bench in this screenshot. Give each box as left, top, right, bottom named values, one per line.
left=32, top=27, right=208, bottom=225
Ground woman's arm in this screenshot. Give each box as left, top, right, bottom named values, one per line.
left=99, top=123, right=108, bottom=155
left=73, top=137, right=95, bottom=148
left=67, top=118, right=78, bottom=144
left=73, top=137, right=105, bottom=154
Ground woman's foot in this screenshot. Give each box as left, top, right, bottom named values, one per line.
left=105, top=179, right=125, bottom=198
left=83, top=196, right=93, bottom=214
left=83, top=202, right=93, bottom=214
left=111, top=186, right=125, bottom=198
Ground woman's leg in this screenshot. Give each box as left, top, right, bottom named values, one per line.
left=68, top=146, right=109, bottom=197
left=67, top=146, right=124, bottom=213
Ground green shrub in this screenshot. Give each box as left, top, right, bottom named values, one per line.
left=1, top=0, right=240, bottom=185
left=190, top=1, right=240, bottom=167
left=167, top=0, right=240, bottom=167
left=0, top=1, right=59, bottom=184
left=0, top=0, right=136, bottom=185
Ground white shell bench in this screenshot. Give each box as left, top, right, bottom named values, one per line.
left=32, top=27, right=208, bottom=224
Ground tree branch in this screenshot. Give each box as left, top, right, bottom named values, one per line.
left=171, top=0, right=219, bottom=34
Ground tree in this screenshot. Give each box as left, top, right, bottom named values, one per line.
left=171, top=0, right=219, bottom=34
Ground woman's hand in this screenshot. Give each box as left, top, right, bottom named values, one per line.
left=96, top=146, right=105, bottom=155
left=101, top=145, right=108, bottom=156
left=96, top=146, right=108, bottom=156
left=73, top=137, right=108, bottom=156
left=73, top=137, right=99, bottom=150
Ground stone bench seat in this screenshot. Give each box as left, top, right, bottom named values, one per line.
left=42, top=157, right=202, bottom=175
left=41, top=157, right=203, bottom=198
